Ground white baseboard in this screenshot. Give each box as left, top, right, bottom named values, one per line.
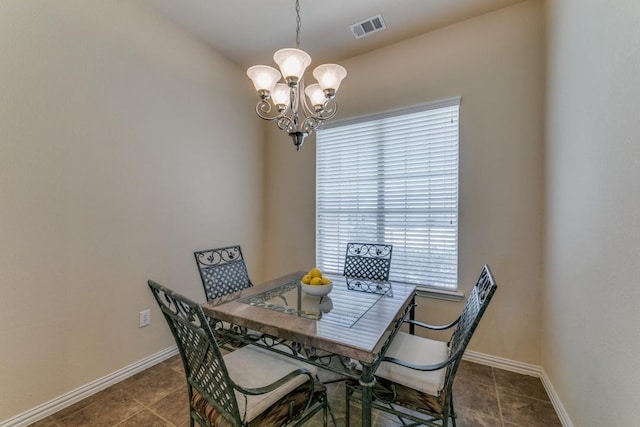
left=463, top=349, right=542, bottom=377
left=463, top=350, right=573, bottom=427
left=0, top=346, right=178, bottom=427
left=539, top=369, right=574, bottom=427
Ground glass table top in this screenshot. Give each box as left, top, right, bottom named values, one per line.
left=238, top=276, right=393, bottom=328
left=202, top=271, right=417, bottom=359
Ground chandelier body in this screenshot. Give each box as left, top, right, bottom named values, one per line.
left=246, top=1, right=347, bottom=151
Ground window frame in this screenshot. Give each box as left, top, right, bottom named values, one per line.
left=315, top=97, right=461, bottom=294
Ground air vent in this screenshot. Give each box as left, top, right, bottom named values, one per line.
left=350, top=14, right=386, bottom=39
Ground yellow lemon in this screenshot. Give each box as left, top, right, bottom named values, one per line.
left=310, top=277, right=323, bottom=286
left=321, top=277, right=332, bottom=285
left=301, top=274, right=312, bottom=284
left=309, top=268, right=323, bottom=278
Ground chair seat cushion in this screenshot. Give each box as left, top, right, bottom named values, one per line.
left=224, top=345, right=318, bottom=422
left=376, top=332, right=448, bottom=396
left=192, top=381, right=326, bottom=427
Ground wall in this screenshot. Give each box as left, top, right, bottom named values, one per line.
left=264, top=0, right=545, bottom=364
left=0, top=1, right=263, bottom=420
left=544, top=0, right=640, bottom=424
left=262, top=127, right=317, bottom=277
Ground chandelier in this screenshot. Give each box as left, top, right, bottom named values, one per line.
left=246, top=0, right=347, bottom=151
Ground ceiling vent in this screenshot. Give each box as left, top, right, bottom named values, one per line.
left=350, top=14, right=386, bottom=39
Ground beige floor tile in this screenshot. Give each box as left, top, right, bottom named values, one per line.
left=56, top=390, right=144, bottom=427
left=494, top=368, right=550, bottom=402
left=116, top=409, right=173, bottom=426
left=149, top=386, right=189, bottom=426
left=159, top=354, right=184, bottom=373
left=28, top=416, right=60, bottom=427
left=455, top=406, right=503, bottom=427
left=457, top=360, right=495, bottom=386
left=51, top=385, right=126, bottom=420
left=454, top=375, right=500, bottom=417
left=500, top=393, right=562, bottom=427
left=121, top=368, right=184, bottom=406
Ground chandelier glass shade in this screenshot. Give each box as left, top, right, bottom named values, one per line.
left=246, top=1, right=347, bottom=151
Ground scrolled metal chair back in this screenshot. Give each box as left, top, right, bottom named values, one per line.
left=148, top=280, right=242, bottom=426
left=343, top=242, right=393, bottom=281
left=442, top=264, right=497, bottom=395
left=194, top=245, right=253, bottom=301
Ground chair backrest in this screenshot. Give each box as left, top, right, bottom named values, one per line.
left=194, top=245, right=253, bottom=301
left=148, top=280, right=243, bottom=425
left=343, top=242, right=393, bottom=281
left=442, top=264, right=497, bottom=394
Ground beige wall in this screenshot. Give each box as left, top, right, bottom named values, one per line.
left=544, top=0, right=640, bottom=424
left=0, top=0, right=264, bottom=420
left=17, top=0, right=640, bottom=424
left=264, top=0, right=545, bottom=364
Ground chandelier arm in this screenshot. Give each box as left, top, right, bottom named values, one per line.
left=298, top=78, right=318, bottom=119
left=301, top=116, right=322, bottom=134
left=316, top=98, right=338, bottom=120
left=277, top=116, right=296, bottom=134
left=255, top=100, right=286, bottom=121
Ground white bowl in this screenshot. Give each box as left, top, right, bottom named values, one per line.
left=300, top=282, right=333, bottom=296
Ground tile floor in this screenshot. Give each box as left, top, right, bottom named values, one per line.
left=30, top=356, right=561, bottom=427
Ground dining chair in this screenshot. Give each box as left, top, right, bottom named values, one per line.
left=148, top=280, right=334, bottom=427
left=345, top=264, right=498, bottom=427
left=194, top=245, right=253, bottom=301
left=343, top=242, right=393, bottom=281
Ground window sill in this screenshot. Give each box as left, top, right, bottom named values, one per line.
left=415, top=286, right=464, bottom=302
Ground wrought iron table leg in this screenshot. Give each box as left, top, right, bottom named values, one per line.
left=360, top=364, right=375, bottom=427
left=409, top=294, right=416, bottom=335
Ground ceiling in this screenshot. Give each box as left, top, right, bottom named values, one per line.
left=142, top=0, right=526, bottom=70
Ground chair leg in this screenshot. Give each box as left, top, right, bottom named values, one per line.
left=449, top=395, right=457, bottom=427
left=328, top=401, right=338, bottom=427
left=345, top=385, right=352, bottom=425
left=317, top=385, right=338, bottom=427
left=323, top=398, right=328, bottom=427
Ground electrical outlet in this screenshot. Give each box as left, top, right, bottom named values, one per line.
left=139, top=309, right=151, bottom=327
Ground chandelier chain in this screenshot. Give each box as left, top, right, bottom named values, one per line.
left=295, top=0, right=301, bottom=48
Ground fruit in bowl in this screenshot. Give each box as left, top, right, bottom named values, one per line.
left=301, top=267, right=332, bottom=296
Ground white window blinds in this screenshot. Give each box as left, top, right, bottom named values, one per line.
left=316, top=98, right=459, bottom=290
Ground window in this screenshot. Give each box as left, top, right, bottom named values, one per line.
left=316, top=98, right=459, bottom=290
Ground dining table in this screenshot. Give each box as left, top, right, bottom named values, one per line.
left=201, top=270, right=416, bottom=427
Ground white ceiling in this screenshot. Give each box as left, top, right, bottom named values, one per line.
left=142, top=0, right=526, bottom=69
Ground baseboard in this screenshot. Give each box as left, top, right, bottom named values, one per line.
left=463, top=350, right=573, bottom=427
left=463, top=349, right=542, bottom=377
left=0, top=346, right=178, bottom=427
left=539, top=369, right=574, bottom=427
